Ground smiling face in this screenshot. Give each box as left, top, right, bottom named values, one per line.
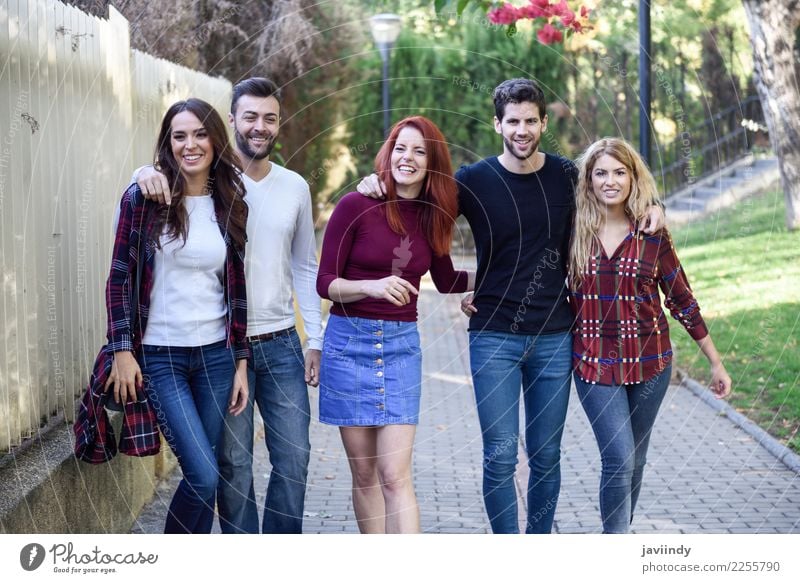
left=230, top=94, right=280, bottom=162
left=170, top=111, right=214, bottom=182
left=590, top=154, right=632, bottom=212
left=390, top=126, right=428, bottom=198
left=494, top=101, right=547, bottom=161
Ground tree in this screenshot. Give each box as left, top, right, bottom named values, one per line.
left=701, top=27, right=739, bottom=133
left=113, top=0, right=361, bottom=212
left=344, top=8, right=568, bottom=185
left=742, top=0, right=800, bottom=230
left=439, top=1, right=797, bottom=229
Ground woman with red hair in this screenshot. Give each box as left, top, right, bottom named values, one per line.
left=317, top=116, right=475, bottom=533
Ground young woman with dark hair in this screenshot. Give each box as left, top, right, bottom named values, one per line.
left=104, top=98, right=250, bottom=533
left=316, top=116, right=475, bottom=533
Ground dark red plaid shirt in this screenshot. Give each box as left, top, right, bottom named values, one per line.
left=74, top=347, right=161, bottom=463
left=571, top=228, right=708, bottom=385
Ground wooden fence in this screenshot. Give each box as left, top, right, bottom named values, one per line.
left=0, top=1, right=232, bottom=452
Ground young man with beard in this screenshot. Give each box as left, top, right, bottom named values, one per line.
left=358, top=78, right=665, bottom=533
left=133, top=78, right=321, bottom=534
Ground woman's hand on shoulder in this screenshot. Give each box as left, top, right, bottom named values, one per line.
left=361, top=276, right=418, bottom=306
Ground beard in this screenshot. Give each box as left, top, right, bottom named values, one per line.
left=235, top=129, right=276, bottom=161
left=503, top=135, right=540, bottom=161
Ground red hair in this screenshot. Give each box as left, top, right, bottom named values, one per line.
left=374, top=116, right=458, bottom=257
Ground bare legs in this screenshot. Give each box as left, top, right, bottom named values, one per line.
left=339, top=425, right=419, bottom=534
left=340, top=426, right=384, bottom=533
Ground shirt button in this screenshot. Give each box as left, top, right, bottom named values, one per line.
left=376, top=371, right=384, bottom=377
left=375, top=358, right=383, bottom=365
left=375, top=330, right=383, bottom=336
left=378, top=388, right=385, bottom=394
left=375, top=343, right=382, bottom=349
left=377, top=403, right=384, bottom=410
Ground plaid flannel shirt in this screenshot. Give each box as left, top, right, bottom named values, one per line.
left=74, top=185, right=249, bottom=463
left=571, top=228, right=708, bottom=385
left=73, top=347, right=160, bottom=463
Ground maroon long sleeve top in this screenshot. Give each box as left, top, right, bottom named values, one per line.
left=317, top=193, right=469, bottom=321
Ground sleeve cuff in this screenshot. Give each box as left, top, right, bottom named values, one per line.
left=305, top=337, right=323, bottom=351
left=234, top=342, right=251, bottom=361
left=316, top=276, right=334, bottom=300
left=688, top=322, right=709, bottom=341
left=107, top=335, right=133, bottom=353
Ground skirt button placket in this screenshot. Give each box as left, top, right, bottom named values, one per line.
left=375, top=322, right=385, bottom=415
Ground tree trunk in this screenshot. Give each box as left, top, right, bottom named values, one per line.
left=742, top=0, right=800, bottom=230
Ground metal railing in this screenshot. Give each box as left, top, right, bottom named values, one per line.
left=657, top=95, right=766, bottom=196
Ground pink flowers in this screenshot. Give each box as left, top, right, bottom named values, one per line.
left=519, top=0, right=550, bottom=19
left=537, top=22, right=564, bottom=44
left=487, top=3, right=520, bottom=24
left=550, top=0, right=572, bottom=18
left=487, top=0, right=593, bottom=44
left=518, top=4, right=547, bottom=19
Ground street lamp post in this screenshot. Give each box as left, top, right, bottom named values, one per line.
left=639, top=0, right=652, bottom=166
left=369, top=13, right=402, bottom=137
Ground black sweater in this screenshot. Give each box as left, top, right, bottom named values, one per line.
left=456, top=154, right=577, bottom=335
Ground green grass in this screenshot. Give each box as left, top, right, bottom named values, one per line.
left=670, top=189, right=800, bottom=452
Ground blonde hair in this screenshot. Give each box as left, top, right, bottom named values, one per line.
left=569, top=137, right=661, bottom=288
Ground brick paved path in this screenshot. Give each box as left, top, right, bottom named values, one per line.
left=133, top=274, right=800, bottom=534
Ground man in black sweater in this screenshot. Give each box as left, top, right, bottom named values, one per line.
left=456, top=79, right=577, bottom=534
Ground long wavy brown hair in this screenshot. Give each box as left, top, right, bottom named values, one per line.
left=151, top=98, right=247, bottom=251
left=373, top=116, right=458, bottom=257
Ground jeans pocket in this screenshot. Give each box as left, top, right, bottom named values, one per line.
left=400, top=334, right=422, bottom=357
left=325, top=334, right=354, bottom=362
left=468, top=331, right=509, bottom=358
left=277, top=330, right=303, bottom=351
left=319, top=351, right=360, bottom=403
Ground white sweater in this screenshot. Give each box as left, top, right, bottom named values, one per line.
left=242, top=164, right=322, bottom=350
left=142, top=194, right=227, bottom=347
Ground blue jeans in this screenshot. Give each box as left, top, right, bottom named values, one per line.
left=217, top=330, right=310, bottom=533
left=574, top=365, right=672, bottom=534
left=141, top=340, right=235, bottom=534
left=469, top=330, right=572, bottom=534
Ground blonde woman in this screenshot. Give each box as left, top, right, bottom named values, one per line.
left=569, top=137, right=731, bottom=534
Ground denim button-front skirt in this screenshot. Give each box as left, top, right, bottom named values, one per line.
left=319, top=314, right=422, bottom=426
